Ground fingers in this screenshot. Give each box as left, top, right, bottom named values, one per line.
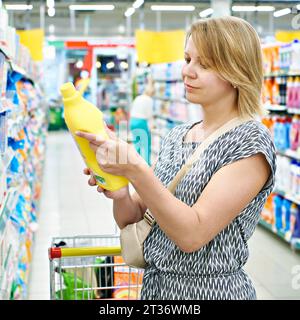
left=83, top=168, right=91, bottom=175
left=76, top=131, right=106, bottom=145
left=103, top=122, right=117, bottom=139
left=89, top=142, right=99, bottom=152
left=97, top=186, right=104, bottom=193
left=88, top=176, right=97, bottom=186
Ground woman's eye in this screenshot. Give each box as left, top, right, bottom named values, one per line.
left=184, top=58, right=191, bottom=64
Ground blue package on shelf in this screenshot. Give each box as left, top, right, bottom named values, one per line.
left=166, top=63, right=172, bottom=80
left=0, top=111, right=7, bottom=154
left=282, top=198, right=292, bottom=232
left=292, top=205, right=300, bottom=239
left=273, top=195, right=283, bottom=230
left=8, top=137, right=25, bottom=151
left=6, top=70, right=23, bottom=106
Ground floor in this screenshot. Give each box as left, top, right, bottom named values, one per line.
left=28, top=131, right=300, bottom=300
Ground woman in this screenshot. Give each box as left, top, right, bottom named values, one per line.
left=129, top=82, right=154, bottom=166
left=77, top=16, right=276, bottom=300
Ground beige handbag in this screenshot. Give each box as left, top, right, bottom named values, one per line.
left=120, top=117, right=251, bottom=269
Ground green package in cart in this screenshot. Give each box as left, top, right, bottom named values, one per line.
left=55, top=270, right=96, bottom=300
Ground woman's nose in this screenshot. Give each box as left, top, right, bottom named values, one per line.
left=182, top=64, right=197, bottom=79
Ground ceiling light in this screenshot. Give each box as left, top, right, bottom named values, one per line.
left=48, top=7, right=55, bottom=17
left=199, top=8, right=213, bottom=18
left=106, top=62, right=115, bottom=70
left=5, top=4, right=33, bottom=11
left=96, top=61, right=101, bottom=69
left=125, top=7, right=135, bottom=17
left=297, top=4, right=300, bottom=10
left=47, top=0, right=55, bottom=8
left=69, top=5, right=115, bottom=11
left=256, top=6, right=275, bottom=12
left=76, top=60, right=83, bottom=69
left=151, top=5, right=195, bottom=12
left=274, top=8, right=291, bottom=17
left=133, top=0, right=144, bottom=9
left=232, top=6, right=256, bottom=12
left=120, top=61, right=129, bottom=70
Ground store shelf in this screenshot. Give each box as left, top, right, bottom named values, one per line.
left=273, top=189, right=300, bottom=206
left=154, top=79, right=183, bottom=83
left=258, top=219, right=300, bottom=250
left=265, top=104, right=287, bottom=112
left=287, top=108, right=300, bottom=115
left=264, top=71, right=300, bottom=77
left=265, top=104, right=300, bottom=114
left=276, top=149, right=300, bottom=161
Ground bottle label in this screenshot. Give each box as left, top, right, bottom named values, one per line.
left=94, top=175, right=106, bottom=185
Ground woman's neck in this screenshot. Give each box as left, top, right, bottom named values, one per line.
left=201, top=99, right=239, bottom=132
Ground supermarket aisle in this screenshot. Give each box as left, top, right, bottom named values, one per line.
left=28, top=131, right=300, bottom=300
left=28, top=131, right=117, bottom=299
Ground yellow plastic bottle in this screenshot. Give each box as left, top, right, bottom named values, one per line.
left=60, top=82, right=129, bottom=191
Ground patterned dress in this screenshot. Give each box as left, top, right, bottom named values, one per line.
left=141, top=119, right=276, bottom=300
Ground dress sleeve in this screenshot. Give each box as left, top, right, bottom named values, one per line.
left=217, top=122, right=277, bottom=192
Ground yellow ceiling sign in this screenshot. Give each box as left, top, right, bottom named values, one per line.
left=275, top=31, right=300, bottom=43
left=16, top=29, right=44, bottom=61
left=135, top=29, right=185, bottom=63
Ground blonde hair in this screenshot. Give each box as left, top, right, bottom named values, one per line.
left=187, top=16, right=266, bottom=118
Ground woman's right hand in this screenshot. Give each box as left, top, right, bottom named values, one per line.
left=83, top=168, right=129, bottom=200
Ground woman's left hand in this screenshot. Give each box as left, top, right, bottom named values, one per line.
left=76, top=124, right=147, bottom=179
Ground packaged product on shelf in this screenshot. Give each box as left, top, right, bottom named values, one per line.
left=279, top=43, right=292, bottom=73
left=262, top=46, right=272, bottom=75
left=261, top=194, right=274, bottom=224
left=263, top=77, right=273, bottom=106
left=275, top=155, right=291, bottom=191
left=290, top=160, right=300, bottom=197
left=290, top=39, right=300, bottom=74
left=0, top=8, right=8, bottom=51
left=282, top=198, right=292, bottom=233
left=271, top=77, right=281, bottom=105
left=0, top=51, right=8, bottom=99
left=273, top=195, right=283, bottom=231
left=286, top=77, right=294, bottom=108
left=272, top=45, right=280, bottom=73
left=293, top=77, right=300, bottom=109
left=290, top=203, right=300, bottom=243
left=289, top=115, right=300, bottom=151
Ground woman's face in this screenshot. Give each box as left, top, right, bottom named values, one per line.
left=182, top=36, right=234, bottom=106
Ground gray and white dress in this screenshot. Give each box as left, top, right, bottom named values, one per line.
left=141, top=119, right=276, bottom=300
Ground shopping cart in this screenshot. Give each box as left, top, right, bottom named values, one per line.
left=48, top=235, right=144, bottom=300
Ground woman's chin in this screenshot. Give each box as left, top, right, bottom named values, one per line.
left=185, top=94, right=202, bottom=105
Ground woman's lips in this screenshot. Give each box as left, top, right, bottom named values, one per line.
left=185, top=83, right=199, bottom=92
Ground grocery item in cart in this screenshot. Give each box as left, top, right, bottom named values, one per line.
left=60, top=82, right=128, bottom=191
left=113, top=256, right=143, bottom=299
